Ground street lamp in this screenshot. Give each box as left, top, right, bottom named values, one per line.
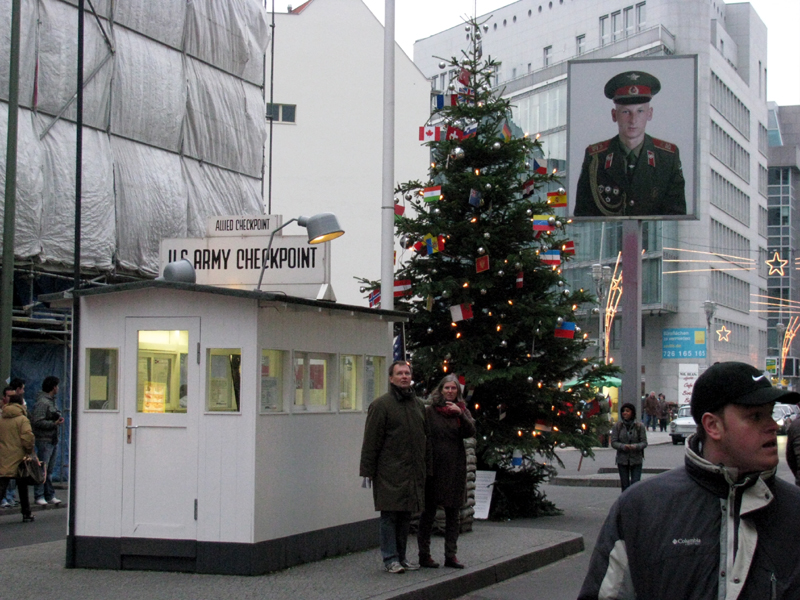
left=255, top=213, right=344, bottom=291
left=592, top=264, right=613, bottom=363
left=703, top=300, right=717, bottom=367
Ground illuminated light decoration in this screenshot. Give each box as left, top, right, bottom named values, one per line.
left=716, top=325, right=731, bottom=342
left=456, top=333, right=462, bottom=339
left=463, top=282, right=469, bottom=288
left=474, top=168, right=481, bottom=176
left=517, top=430, right=523, bottom=437
left=779, top=317, right=800, bottom=374
left=537, top=382, right=543, bottom=388
left=474, top=403, right=479, bottom=410
left=581, top=423, right=587, bottom=430
left=552, top=426, right=559, bottom=432
left=508, top=300, right=514, bottom=305
left=486, top=363, right=492, bottom=370
left=451, top=322, right=458, bottom=327
left=443, top=365, right=448, bottom=372
left=766, top=251, right=788, bottom=276
left=497, top=325, right=502, bottom=331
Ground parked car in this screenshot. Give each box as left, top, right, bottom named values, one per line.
left=669, top=405, right=695, bottom=445
left=773, top=403, right=795, bottom=435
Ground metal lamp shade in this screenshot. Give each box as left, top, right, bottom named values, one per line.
left=300, top=213, right=345, bottom=244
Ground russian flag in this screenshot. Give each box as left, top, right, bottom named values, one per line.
left=554, top=321, right=576, bottom=339
left=533, top=158, right=548, bottom=174
left=532, top=215, right=555, bottom=232
left=449, top=303, right=474, bottom=322
left=541, top=249, right=561, bottom=265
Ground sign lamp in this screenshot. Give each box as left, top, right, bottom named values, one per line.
left=255, top=213, right=344, bottom=291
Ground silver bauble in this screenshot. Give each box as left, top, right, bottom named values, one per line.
left=477, top=247, right=486, bottom=255
left=514, top=262, right=522, bottom=269
left=500, top=340, right=507, bottom=348
left=563, top=289, right=571, bottom=297
left=433, top=208, right=440, bottom=215
left=438, top=61, right=447, bottom=69
left=492, top=141, right=502, bottom=150
left=483, top=24, right=489, bottom=31
left=497, top=270, right=504, bottom=277
left=548, top=216, right=556, bottom=226
left=405, top=192, right=412, bottom=200
left=575, top=326, right=581, bottom=333
left=445, top=353, right=451, bottom=360
left=448, top=83, right=456, bottom=91
left=526, top=209, right=533, bottom=216
left=527, top=376, right=534, bottom=384
left=451, top=147, right=465, bottom=160
left=591, top=307, right=601, bottom=315
left=464, top=25, right=471, bottom=31
left=431, top=268, right=438, bottom=274
left=556, top=317, right=564, bottom=325
left=559, top=442, right=567, bottom=449
left=484, top=232, right=490, bottom=239
left=482, top=308, right=489, bottom=313
left=500, top=313, right=506, bottom=318
left=557, top=280, right=564, bottom=287
left=442, top=290, right=450, bottom=298
left=485, top=183, right=492, bottom=191
left=399, top=235, right=408, bottom=246
left=359, top=286, right=366, bottom=293
left=480, top=288, right=487, bottom=295
left=427, top=328, right=433, bottom=334
left=535, top=328, right=541, bottom=335
left=556, top=220, right=562, bottom=228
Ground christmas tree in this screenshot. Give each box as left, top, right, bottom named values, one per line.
left=362, top=19, right=619, bottom=519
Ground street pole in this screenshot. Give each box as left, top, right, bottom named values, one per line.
left=703, top=300, right=716, bottom=369
left=1, top=0, right=22, bottom=383
left=777, top=321, right=786, bottom=389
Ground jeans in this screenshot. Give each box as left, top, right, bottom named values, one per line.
left=618, top=463, right=643, bottom=492
left=3, top=478, right=17, bottom=503
left=34, top=440, right=58, bottom=501
left=379, top=511, right=412, bottom=565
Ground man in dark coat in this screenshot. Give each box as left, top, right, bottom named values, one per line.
left=359, top=361, right=428, bottom=574
left=574, top=70, right=686, bottom=217
left=31, top=376, right=64, bottom=505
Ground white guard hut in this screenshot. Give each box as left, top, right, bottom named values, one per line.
left=58, top=280, right=405, bottom=574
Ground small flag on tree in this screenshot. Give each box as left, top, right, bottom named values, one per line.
left=476, top=255, right=490, bottom=273
left=541, top=249, right=561, bottom=265
left=534, top=420, right=553, bottom=432
left=516, top=271, right=524, bottom=288
left=446, top=126, right=463, bottom=141
left=433, top=94, right=457, bottom=109
left=394, top=279, right=412, bottom=297
left=562, top=240, right=575, bottom=255
left=369, top=290, right=381, bottom=308
left=554, top=321, right=576, bottom=339
left=423, top=185, right=442, bottom=202
left=522, top=178, right=536, bottom=198
left=449, top=303, right=474, bottom=322
left=413, top=241, right=424, bottom=254
left=532, top=215, right=555, bottom=232
left=457, top=67, right=471, bottom=86
left=425, top=295, right=434, bottom=311
left=533, top=158, right=548, bottom=174
left=501, top=122, right=512, bottom=142
left=393, top=203, right=405, bottom=222
left=424, top=233, right=445, bottom=254
left=469, top=189, right=482, bottom=207
left=419, top=126, right=442, bottom=141
left=547, top=190, right=567, bottom=207
left=463, top=122, right=478, bottom=139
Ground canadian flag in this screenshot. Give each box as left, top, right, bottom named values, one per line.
left=419, top=126, right=442, bottom=141
left=449, top=303, right=474, bottom=322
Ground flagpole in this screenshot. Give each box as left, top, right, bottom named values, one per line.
left=380, top=0, right=396, bottom=317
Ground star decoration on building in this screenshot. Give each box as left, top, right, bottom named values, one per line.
left=716, top=325, right=731, bottom=342
left=766, top=252, right=788, bottom=276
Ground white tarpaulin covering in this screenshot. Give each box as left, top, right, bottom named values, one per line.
left=0, top=0, right=268, bottom=274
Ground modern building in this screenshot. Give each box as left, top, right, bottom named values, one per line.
left=766, top=102, right=800, bottom=384
left=414, top=0, right=771, bottom=401
left=265, top=0, right=430, bottom=306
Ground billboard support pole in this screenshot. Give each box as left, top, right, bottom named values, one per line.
left=620, top=220, right=643, bottom=420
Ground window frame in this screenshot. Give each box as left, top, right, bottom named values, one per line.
left=85, top=347, right=119, bottom=411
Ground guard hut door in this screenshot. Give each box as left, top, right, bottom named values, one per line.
left=123, top=317, right=200, bottom=540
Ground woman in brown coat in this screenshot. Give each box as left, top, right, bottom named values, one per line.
left=0, top=394, right=35, bottom=522
left=417, top=374, right=476, bottom=569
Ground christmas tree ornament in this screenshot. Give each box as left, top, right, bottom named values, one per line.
left=500, top=313, right=506, bottom=318
left=405, top=192, right=413, bottom=200
left=480, top=288, right=487, bottom=295
left=439, top=61, right=447, bottom=69
left=448, top=83, right=456, bottom=91
left=548, top=216, right=556, bottom=226
left=433, top=208, right=441, bottom=215
left=526, top=209, right=532, bottom=216
left=442, top=290, right=450, bottom=298
left=556, top=317, right=564, bottom=325
left=359, top=286, right=367, bottom=293
left=431, top=268, right=438, bottom=274
left=483, top=23, right=489, bottom=31
left=563, top=289, right=571, bottom=297
left=592, top=307, right=601, bottom=315
left=514, top=262, right=522, bottom=269
left=556, top=220, right=562, bottom=228
left=476, top=255, right=490, bottom=273
left=484, top=232, right=490, bottom=239
left=477, top=247, right=486, bottom=255
left=451, top=146, right=465, bottom=160
left=500, top=340, right=507, bottom=348
left=557, top=280, right=564, bottom=287
left=497, top=270, right=504, bottom=277
left=492, top=141, right=502, bottom=150
left=445, top=354, right=451, bottom=360
left=464, top=25, right=471, bottom=31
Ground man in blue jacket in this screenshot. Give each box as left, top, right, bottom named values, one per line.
left=579, top=361, right=800, bottom=599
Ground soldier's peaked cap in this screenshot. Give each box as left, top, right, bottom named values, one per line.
left=604, top=71, right=661, bottom=105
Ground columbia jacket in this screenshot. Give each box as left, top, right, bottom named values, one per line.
left=579, top=435, right=800, bottom=599
left=0, top=403, right=35, bottom=477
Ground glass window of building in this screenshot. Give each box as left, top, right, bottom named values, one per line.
left=576, top=34, right=585, bottom=55
left=260, top=349, right=287, bottom=412
left=636, top=2, right=646, bottom=31
left=611, top=12, right=621, bottom=42
left=543, top=46, right=552, bottom=68
left=86, top=348, right=118, bottom=410
left=294, top=352, right=331, bottom=411
left=364, top=356, right=386, bottom=404
left=137, top=330, right=189, bottom=413
left=624, top=7, right=634, bottom=37
left=281, top=104, right=296, bottom=123
left=207, top=349, right=242, bottom=412
left=600, top=15, right=609, bottom=46
left=339, top=355, right=361, bottom=411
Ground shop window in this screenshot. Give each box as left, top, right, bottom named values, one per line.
left=86, top=348, right=118, bottom=410
left=137, top=330, right=189, bottom=413
left=339, top=355, right=361, bottom=411
left=294, top=352, right=331, bottom=411
left=207, top=348, right=242, bottom=412
left=260, top=349, right=287, bottom=412
left=364, top=355, right=386, bottom=404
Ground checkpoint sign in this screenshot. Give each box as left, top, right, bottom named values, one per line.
left=662, top=328, right=706, bottom=360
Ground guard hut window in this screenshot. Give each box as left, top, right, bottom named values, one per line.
left=137, top=330, right=189, bottom=413
left=339, top=354, right=362, bottom=411
left=364, top=356, right=386, bottom=406
left=206, top=348, right=242, bottom=413
left=266, top=103, right=297, bottom=123
left=86, top=348, right=118, bottom=410
left=260, top=349, right=288, bottom=413
left=294, top=351, right=332, bottom=411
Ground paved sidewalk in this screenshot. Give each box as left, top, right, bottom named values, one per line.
left=0, top=522, right=582, bottom=600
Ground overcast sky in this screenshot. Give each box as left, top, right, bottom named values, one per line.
left=360, top=0, right=799, bottom=106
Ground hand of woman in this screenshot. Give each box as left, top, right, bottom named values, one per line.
left=445, top=401, right=462, bottom=415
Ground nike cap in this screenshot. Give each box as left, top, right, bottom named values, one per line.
left=691, top=361, right=800, bottom=423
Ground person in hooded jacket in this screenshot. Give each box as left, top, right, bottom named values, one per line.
left=416, top=374, right=476, bottom=570
left=610, top=402, right=648, bottom=491
left=0, top=393, right=35, bottom=522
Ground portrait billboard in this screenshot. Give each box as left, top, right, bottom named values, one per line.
left=567, top=56, right=698, bottom=220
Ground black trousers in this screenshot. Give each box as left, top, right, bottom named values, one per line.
left=0, top=477, right=31, bottom=516
left=417, top=497, right=461, bottom=559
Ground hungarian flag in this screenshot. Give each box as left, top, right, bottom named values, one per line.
left=541, top=249, right=561, bottom=265
left=547, top=190, right=567, bottom=207
left=394, top=279, right=412, bottom=297
left=419, top=126, right=442, bottom=141
left=534, top=420, right=553, bottom=432
left=423, top=185, right=442, bottom=202
left=393, top=203, right=405, bottom=222
left=554, top=321, right=576, bottom=339
left=368, top=290, right=381, bottom=308
left=476, top=255, right=490, bottom=273
left=562, top=240, right=575, bottom=255
left=532, top=215, right=555, bottom=232
left=522, top=178, right=536, bottom=198
left=424, top=233, right=445, bottom=254
left=533, top=158, right=548, bottom=174
left=457, top=67, right=471, bottom=86
left=449, top=303, right=474, bottom=322
left=516, top=271, right=524, bottom=288
left=502, top=122, right=512, bottom=142
left=446, top=126, right=463, bottom=141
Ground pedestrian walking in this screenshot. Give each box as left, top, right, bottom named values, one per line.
left=643, top=391, right=658, bottom=431
left=579, top=361, right=800, bottom=599
left=610, top=403, right=647, bottom=491
left=786, top=408, right=800, bottom=487
left=657, top=393, right=668, bottom=432
left=0, top=392, right=35, bottom=523
left=417, top=375, right=476, bottom=570
left=31, top=376, right=64, bottom=506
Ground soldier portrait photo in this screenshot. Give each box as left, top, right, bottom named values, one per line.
left=567, top=57, right=697, bottom=219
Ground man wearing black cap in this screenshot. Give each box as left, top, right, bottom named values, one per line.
left=579, top=361, right=800, bottom=599
left=574, top=70, right=686, bottom=217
